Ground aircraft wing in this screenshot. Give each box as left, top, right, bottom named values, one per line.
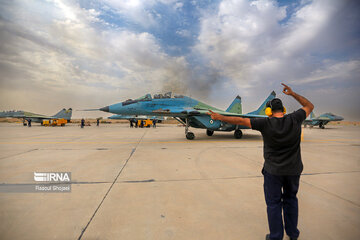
left=152, top=107, right=200, bottom=116
left=151, top=107, right=268, bottom=118
left=196, top=109, right=268, bottom=118
left=23, top=112, right=56, bottom=119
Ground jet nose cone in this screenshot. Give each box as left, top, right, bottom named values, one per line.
left=100, top=106, right=109, bottom=112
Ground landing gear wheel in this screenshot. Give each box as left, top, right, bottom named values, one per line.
left=234, top=129, right=243, bottom=139
left=319, top=123, right=325, bottom=129
left=206, top=130, right=214, bottom=136
left=186, top=132, right=195, bottom=140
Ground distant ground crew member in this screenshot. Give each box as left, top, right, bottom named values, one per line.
left=81, top=118, right=85, bottom=128
left=130, top=119, right=134, bottom=128
left=140, top=120, right=144, bottom=128
left=208, top=83, right=314, bottom=240
left=153, top=119, right=157, bottom=128
left=27, top=119, right=31, bottom=127
left=97, top=118, right=100, bottom=126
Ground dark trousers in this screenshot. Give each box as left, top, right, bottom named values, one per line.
left=262, top=169, right=300, bottom=240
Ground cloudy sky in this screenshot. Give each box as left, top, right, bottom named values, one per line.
left=0, top=0, right=359, bottom=120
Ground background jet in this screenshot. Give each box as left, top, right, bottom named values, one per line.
left=303, top=112, right=344, bottom=129
left=0, top=108, right=72, bottom=125
left=96, top=91, right=275, bottom=140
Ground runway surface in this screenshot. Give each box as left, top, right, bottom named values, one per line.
left=0, top=123, right=359, bottom=240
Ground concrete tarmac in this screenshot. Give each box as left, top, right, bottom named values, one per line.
left=0, top=123, right=359, bottom=240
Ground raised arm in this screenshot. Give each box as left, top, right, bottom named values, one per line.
left=207, top=110, right=251, bottom=128
left=282, top=83, right=314, bottom=117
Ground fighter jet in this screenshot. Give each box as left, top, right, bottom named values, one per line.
left=96, top=91, right=275, bottom=140
left=0, top=108, right=72, bottom=125
left=303, top=112, right=344, bottom=129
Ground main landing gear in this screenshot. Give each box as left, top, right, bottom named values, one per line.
left=319, top=122, right=325, bottom=129
left=206, top=129, right=243, bottom=139
left=185, top=118, right=195, bottom=140
left=234, top=129, right=243, bottom=139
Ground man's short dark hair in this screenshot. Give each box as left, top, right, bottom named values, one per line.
left=267, top=98, right=284, bottom=112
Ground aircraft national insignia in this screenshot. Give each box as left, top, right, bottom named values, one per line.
left=210, top=120, right=214, bottom=124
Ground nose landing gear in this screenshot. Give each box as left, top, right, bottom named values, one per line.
left=234, top=129, right=243, bottom=139
left=185, top=118, right=195, bottom=140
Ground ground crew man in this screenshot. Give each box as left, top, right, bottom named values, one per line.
left=81, top=118, right=85, bottom=128
left=96, top=118, right=100, bottom=126
left=27, top=119, right=32, bottom=127
left=208, top=83, right=314, bottom=240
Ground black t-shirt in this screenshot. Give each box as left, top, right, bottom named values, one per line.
left=250, top=109, right=306, bottom=175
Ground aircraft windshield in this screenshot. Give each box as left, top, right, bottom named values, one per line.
left=122, top=94, right=152, bottom=106
left=135, top=94, right=152, bottom=101
left=122, top=92, right=184, bottom=106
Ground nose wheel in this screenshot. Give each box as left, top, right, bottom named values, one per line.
left=185, top=118, right=195, bottom=140
left=234, top=129, right=243, bottom=139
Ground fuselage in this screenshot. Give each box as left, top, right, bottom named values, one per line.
left=100, top=95, right=244, bottom=131
left=105, top=96, right=201, bottom=117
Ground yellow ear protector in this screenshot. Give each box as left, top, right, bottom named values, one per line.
left=265, top=106, right=272, bottom=116
left=265, top=100, right=286, bottom=116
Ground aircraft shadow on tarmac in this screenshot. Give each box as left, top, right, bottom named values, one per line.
left=194, top=132, right=263, bottom=141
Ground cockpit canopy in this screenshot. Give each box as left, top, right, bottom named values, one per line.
left=121, top=92, right=184, bottom=106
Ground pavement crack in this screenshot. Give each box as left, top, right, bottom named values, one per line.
left=0, top=148, right=38, bottom=160
left=301, top=180, right=360, bottom=208
left=77, top=130, right=147, bottom=240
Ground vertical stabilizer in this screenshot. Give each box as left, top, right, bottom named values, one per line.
left=310, top=112, right=315, bottom=119
left=226, top=96, right=242, bottom=114
left=247, top=91, right=276, bottom=115
left=52, top=108, right=72, bottom=120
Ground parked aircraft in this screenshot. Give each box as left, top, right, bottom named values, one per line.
left=95, top=91, right=275, bottom=140
left=0, top=108, right=72, bottom=125
left=303, top=112, right=344, bottom=129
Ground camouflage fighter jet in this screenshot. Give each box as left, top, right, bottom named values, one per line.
left=0, top=108, right=72, bottom=125
left=303, top=112, right=344, bottom=129
left=94, top=91, right=275, bottom=140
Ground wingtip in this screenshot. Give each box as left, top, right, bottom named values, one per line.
left=271, top=91, right=276, bottom=96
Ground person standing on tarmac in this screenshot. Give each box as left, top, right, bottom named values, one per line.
left=81, top=118, right=85, bottom=128
left=208, top=83, right=314, bottom=240
left=96, top=118, right=100, bottom=127
left=27, top=119, right=32, bottom=127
